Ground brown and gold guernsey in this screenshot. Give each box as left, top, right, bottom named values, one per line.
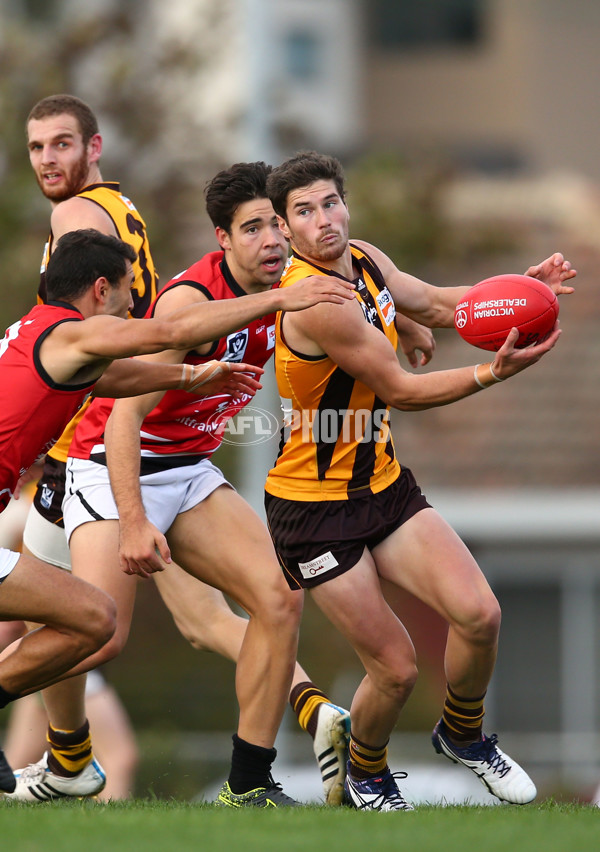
left=265, top=243, right=401, bottom=502
left=38, top=182, right=158, bottom=464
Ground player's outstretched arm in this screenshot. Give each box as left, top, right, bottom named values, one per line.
left=350, top=239, right=469, bottom=329
left=43, top=274, right=356, bottom=385
left=287, top=297, right=562, bottom=412
left=94, top=358, right=263, bottom=399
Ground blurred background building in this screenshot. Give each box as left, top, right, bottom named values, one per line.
left=1, top=0, right=599, bottom=802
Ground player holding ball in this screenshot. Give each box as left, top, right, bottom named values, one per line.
left=263, top=151, right=574, bottom=811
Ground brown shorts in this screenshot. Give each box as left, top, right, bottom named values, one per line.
left=265, top=466, right=431, bottom=589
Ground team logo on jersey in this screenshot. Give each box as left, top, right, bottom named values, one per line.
left=224, top=329, right=249, bottom=362
left=360, top=301, right=379, bottom=326
left=376, top=287, right=396, bottom=326
left=267, top=324, right=275, bottom=349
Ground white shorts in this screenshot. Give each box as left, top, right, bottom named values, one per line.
left=22, top=503, right=71, bottom=571
left=63, top=456, right=231, bottom=543
left=0, top=547, right=20, bottom=583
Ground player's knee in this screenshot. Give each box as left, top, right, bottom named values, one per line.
left=91, top=626, right=128, bottom=664
left=174, top=619, right=206, bottom=651
left=265, top=583, right=303, bottom=630
left=244, top=575, right=302, bottom=629
left=380, top=660, right=418, bottom=702
left=83, top=593, right=117, bottom=650
left=461, top=594, right=501, bottom=646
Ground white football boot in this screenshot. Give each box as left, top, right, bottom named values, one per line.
left=313, top=702, right=351, bottom=805
left=432, top=719, right=537, bottom=804
left=5, top=752, right=106, bottom=802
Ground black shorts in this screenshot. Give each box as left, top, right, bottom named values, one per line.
left=265, top=466, right=431, bottom=590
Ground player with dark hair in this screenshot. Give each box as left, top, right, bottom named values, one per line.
left=264, top=150, right=575, bottom=810
left=13, top=162, right=359, bottom=808
left=8, top=149, right=356, bottom=806
left=13, top=95, right=356, bottom=804
left=0, top=226, right=271, bottom=793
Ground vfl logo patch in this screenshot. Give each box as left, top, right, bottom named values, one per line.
left=299, top=551, right=339, bottom=580
left=376, top=287, right=396, bottom=326
left=225, top=329, right=249, bottom=362
left=266, top=324, right=275, bottom=350
left=40, top=486, right=55, bottom=511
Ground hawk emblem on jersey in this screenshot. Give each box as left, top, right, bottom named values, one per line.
left=360, top=301, right=379, bottom=326
left=225, top=329, right=249, bottom=362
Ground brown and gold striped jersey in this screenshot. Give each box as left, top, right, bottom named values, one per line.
left=265, top=244, right=401, bottom=502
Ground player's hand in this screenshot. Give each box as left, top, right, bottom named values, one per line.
left=525, top=253, right=576, bottom=296
left=278, top=275, right=356, bottom=311
left=491, top=321, right=561, bottom=379
left=181, top=360, right=263, bottom=401
left=395, top=315, right=435, bottom=367
left=13, top=458, right=45, bottom=498
left=119, top=518, right=172, bottom=578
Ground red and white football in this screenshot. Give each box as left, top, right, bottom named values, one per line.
left=454, top=274, right=559, bottom=352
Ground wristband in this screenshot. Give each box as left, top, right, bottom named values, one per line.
left=473, top=364, right=487, bottom=389
left=179, top=363, right=192, bottom=388
left=489, top=363, right=504, bottom=382
left=474, top=362, right=503, bottom=389
left=180, top=360, right=226, bottom=393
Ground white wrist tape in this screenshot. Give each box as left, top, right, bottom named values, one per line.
left=180, top=360, right=226, bottom=393
left=489, top=363, right=504, bottom=382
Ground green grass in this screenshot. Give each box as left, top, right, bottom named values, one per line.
left=1, top=799, right=598, bottom=852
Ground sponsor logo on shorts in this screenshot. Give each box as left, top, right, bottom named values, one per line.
left=298, top=551, right=339, bottom=580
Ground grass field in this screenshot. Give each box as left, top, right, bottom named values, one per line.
left=2, top=799, right=598, bottom=852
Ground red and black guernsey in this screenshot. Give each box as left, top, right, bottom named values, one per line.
left=69, top=252, right=277, bottom=472
left=0, top=302, right=95, bottom=512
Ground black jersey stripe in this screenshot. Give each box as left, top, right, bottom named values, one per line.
left=314, top=367, right=356, bottom=481
left=348, top=397, right=386, bottom=495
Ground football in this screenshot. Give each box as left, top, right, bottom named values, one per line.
left=454, top=274, right=559, bottom=351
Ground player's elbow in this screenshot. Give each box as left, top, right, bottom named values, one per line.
left=387, top=388, right=427, bottom=412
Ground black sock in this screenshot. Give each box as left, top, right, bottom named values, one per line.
left=227, top=733, right=277, bottom=794
left=0, top=683, right=19, bottom=710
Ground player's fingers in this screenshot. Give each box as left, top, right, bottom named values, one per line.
left=230, top=362, right=265, bottom=378
left=503, top=327, right=520, bottom=348
left=155, top=537, right=171, bottom=565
